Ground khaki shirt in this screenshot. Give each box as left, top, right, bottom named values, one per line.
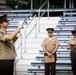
left=67, top=37, right=76, bottom=53
left=0, top=29, right=15, bottom=60
left=41, top=37, right=60, bottom=52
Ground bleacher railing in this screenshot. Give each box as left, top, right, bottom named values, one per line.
left=14, top=32, right=22, bottom=58
left=38, top=0, right=49, bottom=32
left=24, top=15, right=37, bottom=52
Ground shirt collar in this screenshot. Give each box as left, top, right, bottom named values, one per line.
left=0, top=29, right=7, bottom=34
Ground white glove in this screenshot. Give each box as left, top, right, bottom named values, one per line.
left=18, top=20, right=24, bottom=28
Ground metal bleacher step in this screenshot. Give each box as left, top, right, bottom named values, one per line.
left=56, top=24, right=76, bottom=28
left=0, top=13, right=33, bottom=17
left=28, top=67, right=72, bottom=73
left=60, top=16, right=76, bottom=20
left=8, top=26, right=18, bottom=29
left=31, top=60, right=71, bottom=67
left=35, top=55, right=70, bottom=61
left=39, top=29, right=72, bottom=33
left=39, top=50, right=70, bottom=54
left=59, top=20, right=76, bottom=24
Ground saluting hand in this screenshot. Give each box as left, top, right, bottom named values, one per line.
left=18, top=20, right=24, bottom=29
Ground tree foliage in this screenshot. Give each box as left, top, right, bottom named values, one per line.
left=5, top=0, right=31, bottom=9
left=5, top=0, right=76, bottom=9
left=5, top=0, right=64, bottom=9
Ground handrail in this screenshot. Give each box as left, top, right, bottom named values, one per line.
left=0, top=8, right=76, bottom=13
left=38, top=0, right=49, bottom=32
left=15, top=34, right=21, bottom=50
left=39, top=0, right=49, bottom=10
left=39, top=10, right=47, bottom=19
left=11, top=12, right=37, bottom=56
left=24, top=14, right=37, bottom=52
left=25, top=14, right=37, bottom=37
left=26, top=24, right=36, bottom=38
left=26, top=15, right=37, bottom=28
left=15, top=32, right=23, bottom=58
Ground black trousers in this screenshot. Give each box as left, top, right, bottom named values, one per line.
left=0, top=60, right=14, bottom=75
left=70, top=51, right=76, bottom=75
left=44, top=53, right=56, bottom=75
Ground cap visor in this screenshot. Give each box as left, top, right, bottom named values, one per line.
left=4, top=19, right=10, bottom=22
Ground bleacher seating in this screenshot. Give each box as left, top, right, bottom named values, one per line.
left=31, top=61, right=71, bottom=66
left=39, top=50, right=70, bottom=54
left=56, top=25, right=76, bottom=28
left=63, top=12, right=76, bottom=16
left=59, top=39, right=68, bottom=43
left=1, top=10, right=33, bottom=34
left=60, top=16, right=76, bottom=20
left=28, top=68, right=72, bottom=73
left=59, top=20, right=76, bottom=24
left=54, top=30, right=72, bottom=33
left=36, top=55, right=70, bottom=61
left=53, top=34, right=72, bottom=38
left=28, top=11, right=76, bottom=75
left=0, top=10, right=33, bottom=23
left=0, top=13, right=32, bottom=17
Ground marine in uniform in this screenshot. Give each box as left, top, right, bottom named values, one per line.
left=67, top=28, right=76, bottom=75
left=41, top=28, right=60, bottom=75
left=0, top=14, right=23, bottom=75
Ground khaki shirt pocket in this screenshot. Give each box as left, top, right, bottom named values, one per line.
left=41, top=39, right=50, bottom=47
